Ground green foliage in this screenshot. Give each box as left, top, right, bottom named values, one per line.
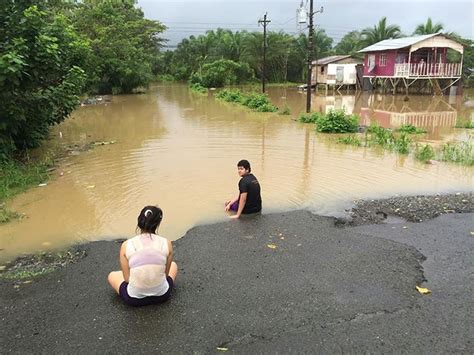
left=163, top=29, right=333, bottom=84
left=0, top=158, right=52, bottom=202
left=439, top=141, right=474, bottom=165
left=393, top=133, right=411, bottom=154
left=156, top=74, right=176, bottom=82
left=455, top=120, right=474, bottom=129
left=191, top=59, right=254, bottom=88
left=215, top=89, right=245, bottom=102
left=396, top=124, right=427, bottom=134
left=189, top=82, right=208, bottom=94
left=0, top=208, right=21, bottom=224
left=413, top=18, right=444, bottom=35
left=215, top=89, right=277, bottom=112
left=72, top=0, right=166, bottom=94
left=298, top=112, right=324, bottom=123
left=279, top=105, right=291, bottom=115
left=0, top=2, right=88, bottom=157
left=414, top=144, right=436, bottom=163
left=315, top=109, right=360, bottom=133
left=337, top=135, right=362, bottom=146
left=361, top=17, right=402, bottom=46
left=334, top=31, right=364, bottom=55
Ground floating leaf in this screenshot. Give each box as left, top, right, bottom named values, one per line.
left=416, top=285, right=431, bottom=295
left=267, top=244, right=277, bottom=249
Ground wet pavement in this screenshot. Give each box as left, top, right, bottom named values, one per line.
left=1, top=209, right=473, bottom=353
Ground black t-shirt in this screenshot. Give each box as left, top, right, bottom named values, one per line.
left=238, top=173, right=262, bottom=214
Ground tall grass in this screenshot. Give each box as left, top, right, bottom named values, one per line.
left=414, top=144, right=435, bottom=163
left=0, top=157, right=53, bottom=223
left=439, top=141, right=473, bottom=165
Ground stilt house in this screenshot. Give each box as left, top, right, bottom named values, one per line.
left=358, top=33, right=464, bottom=94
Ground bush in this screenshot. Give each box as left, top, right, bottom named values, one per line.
left=393, top=132, right=411, bottom=154
left=298, top=112, right=324, bottom=123
left=414, top=144, right=435, bottom=163
left=396, top=124, right=427, bottom=134
left=196, top=59, right=254, bottom=88
left=0, top=4, right=88, bottom=158
left=215, top=89, right=277, bottom=112
left=157, top=74, right=176, bottom=82
left=189, top=82, right=208, bottom=94
left=215, top=89, right=244, bottom=103
left=315, top=109, right=359, bottom=133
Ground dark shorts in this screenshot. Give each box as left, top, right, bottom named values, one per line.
left=119, top=276, right=174, bottom=307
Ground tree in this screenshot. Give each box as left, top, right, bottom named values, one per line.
left=72, top=0, right=166, bottom=94
left=0, top=1, right=88, bottom=158
left=334, top=31, right=364, bottom=55
left=361, top=17, right=402, bottom=46
left=413, top=18, right=444, bottom=35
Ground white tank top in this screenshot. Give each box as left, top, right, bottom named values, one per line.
left=125, top=234, right=169, bottom=298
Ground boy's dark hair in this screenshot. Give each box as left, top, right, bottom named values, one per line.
left=137, top=205, right=163, bottom=234
left=237, top=159, right=251, bottom=172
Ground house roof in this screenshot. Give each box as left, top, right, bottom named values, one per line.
left=358, top=33, right=441, bottom=53
left=312, top=55, right=352, bottom=65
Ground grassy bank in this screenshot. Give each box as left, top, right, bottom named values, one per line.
left=0, top=155, right=54, bottom=223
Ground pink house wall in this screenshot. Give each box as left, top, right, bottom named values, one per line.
left=363, top=50, right=398, bottom=76
left=363, top=48, right=451, bottom=77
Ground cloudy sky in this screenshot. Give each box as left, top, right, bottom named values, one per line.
left=137, top=0, right=473, bottom=47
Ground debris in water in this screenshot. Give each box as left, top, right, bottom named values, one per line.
left=86, top=185, right=95, bottom=189
left=416, top=285, right=431, bottom=295
left=267, top=244, right=277, bottom=249
left=216, top=347, right=228, bottom=351
left=38, top=183, right=47, bottom=187
left=42, top=242, right=51, bottom=246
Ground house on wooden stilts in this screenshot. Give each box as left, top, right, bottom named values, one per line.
left=358, top=33, right=464, bottom=95
left=311, top=55, right=363, bottom=93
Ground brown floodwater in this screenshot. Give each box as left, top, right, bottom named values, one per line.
left=1, top=85, right=473, bottom=262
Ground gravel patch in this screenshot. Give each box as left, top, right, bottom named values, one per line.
left=337, top=192, right=474, bottom=226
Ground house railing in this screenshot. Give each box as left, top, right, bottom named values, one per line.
left=394, top=63, right=462, bottom=77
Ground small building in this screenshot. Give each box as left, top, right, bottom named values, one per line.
left=311, top=55, right=364, bottom=92
left=358, top=33, right=464, bottom=95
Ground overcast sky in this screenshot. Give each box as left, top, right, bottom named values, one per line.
left=137, top=0, right=473, bottom=47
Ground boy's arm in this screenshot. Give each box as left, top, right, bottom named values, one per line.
left=230, top=192, right=247, bottom=219
left=225, top=194, right=240, bottom=211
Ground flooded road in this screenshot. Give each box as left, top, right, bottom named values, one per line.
left=0, top=85, right=472, bottom=262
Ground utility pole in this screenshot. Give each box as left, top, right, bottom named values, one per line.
left=305, top=1, right=314, bottom=113
left=258, top=13, right=271, bottom=93
left=305, top=2, right=323, bottom=113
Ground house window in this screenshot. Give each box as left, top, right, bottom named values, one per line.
left=379, top=54, right=387, bottom=66
left=321, top=66, right=324, bottom=74
left=368, top=55, right=375, bottom=72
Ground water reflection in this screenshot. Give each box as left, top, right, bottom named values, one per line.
left=0, top=85, right=472, bottom=262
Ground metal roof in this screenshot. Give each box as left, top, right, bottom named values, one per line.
left=312, top=55, right=352, bottom=65
left=358, top=33, right=441, bottom=53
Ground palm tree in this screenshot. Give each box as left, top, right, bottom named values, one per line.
left=413, top=18, right=444, bottom=35
left=361, top=17, right=402, bottom=46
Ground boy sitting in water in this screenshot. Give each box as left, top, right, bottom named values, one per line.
left=225, top=160, right=262, bottom=219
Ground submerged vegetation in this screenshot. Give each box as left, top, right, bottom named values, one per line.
left=189, top=83, right=208, bottom=94
left=215, top=89, right=278, bottom=112
left=336, top=124, right=473, bottom=166
left=455, top=120, right=474, bottom=129
left=396, top=124, right=427, bottom=134
left=299, top=109, right=359, bottom=133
